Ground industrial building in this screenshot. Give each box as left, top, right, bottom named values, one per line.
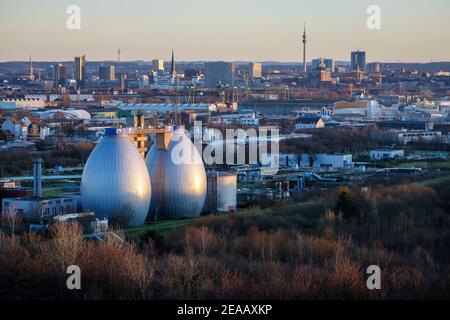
left=146, top=126, right=207, bottom=219
left=110, top=102, right=217, bottom=114
left=2, top=196, right=79, bottom=222
left=279, top=153, right=354, bottom=170
left=370, top=149, right=405, bottom=161
left=0, top=98, right=46, bottom=110
left=205, top=171, right=237, bottom=213
left=374, top=130, right=443, bottom=145
left=1, top=159, right=79, bottom=223
left=38, top=109, right=92, bottom=121
left=80, top=128, right=152, bottom=227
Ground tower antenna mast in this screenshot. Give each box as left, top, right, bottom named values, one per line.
left=302, top=22, right=307, bottom=73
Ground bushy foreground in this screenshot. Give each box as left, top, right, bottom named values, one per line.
left=0, top=183, right=449, bottom=300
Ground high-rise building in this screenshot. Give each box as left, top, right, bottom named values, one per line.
left=152, top=59, right=164, bottom=73
left=99, top=65, right=116, bottom=81
left=74, top=55, right=86, bottom=86
left=312, top=58, right=334, bottom=72
left=248, top=62, right=262, bottom=79
left=204, top=62, right=235, bottom=88
left=367, top=62, right=382, bottom=73
left=53, top=64, right=66, bottom=87
left=351, top=50, right=366, bottom=71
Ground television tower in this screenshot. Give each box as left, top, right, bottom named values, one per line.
left=28, top=51, right=35, bottom=80
left=302, top=23, right=307, bottom=73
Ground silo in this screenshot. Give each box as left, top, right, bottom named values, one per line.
left=206, top=171, right=237, bottom=213
left=81, top=128, right=151, bottom=227
left=146, top=126, right=207, bottom=218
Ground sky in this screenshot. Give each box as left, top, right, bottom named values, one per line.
left=1, top=0, right=449, bottom=63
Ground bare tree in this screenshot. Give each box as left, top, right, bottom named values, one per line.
left=124, top=253, right=154, bottom=300
left=2, top=204, right=23, bottom=234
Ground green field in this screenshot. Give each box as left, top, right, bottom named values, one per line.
left=124, top=218, right=198, bottom=238
left=42, top=188, right=66, bottom=197
left=419, top=175, right=450, bottom=186
left=123, top=200, right=328, bottom=240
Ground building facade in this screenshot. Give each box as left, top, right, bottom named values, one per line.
left=351, top=50, right=366, bottom=71
left=204, top=61, right=235, bottom=88
left=99, top=65, right=115, bottom=81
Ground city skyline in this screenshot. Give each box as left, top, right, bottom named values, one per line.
left=1, top=0, right=450, bottom=63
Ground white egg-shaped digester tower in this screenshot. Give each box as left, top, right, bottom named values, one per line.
left=81, top=128, right=151, bottom=227
left=146, top=126, right=207, bottom=218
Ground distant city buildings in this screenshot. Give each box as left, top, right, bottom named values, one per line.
left=99, top=65, right=115, bottom=81
left=248, top=62, right=262, bottom=79
left=152, top=59, right=164, bottom=73
left=74, top=55, right=86, bottom=86
left=53, top=64, right=66, bottom=87
left=312, top=58, right=334, bottom=72
left=351, top=50, right=366, bottom=71
left=204, top=61, right=235, bottom=88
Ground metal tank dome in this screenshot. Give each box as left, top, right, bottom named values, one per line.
left=81, top=128, right=151, bottom=227
left=146, top=126, right=207, bottom=218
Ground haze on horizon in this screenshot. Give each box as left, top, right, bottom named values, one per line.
left=1, top=0, right=449, bottom=63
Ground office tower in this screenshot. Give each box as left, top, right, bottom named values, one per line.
left=53, top=64, right=66, bottom=87
left=99, top=65, right=116, bottom=81
left=47, top=65, right=54, bottom=79
left=312, top=58, right=334, bottom=72
left=248, top=62, right=262, bottom=79
left=367, top=62, right=382, bottom=73
left=302, top=23, right=307, bottom=73
left=74, top=54, right=86, bottom=86
left=152, top=59, right=164, bottom=72
left=204, top=61, right=235, bottom=88
left=351, top=50, right=366, bottom=71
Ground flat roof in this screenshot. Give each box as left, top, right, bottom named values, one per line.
left=2, top=195, right=77, bottom=202
left=371, top=149, right=404, bottom=152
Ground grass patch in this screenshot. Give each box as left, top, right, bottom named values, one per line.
left=419, top=176, right=450, bottom=186
left=124, top=218, right=197, bottom=239
left=42, top=188, right=65, bottom=197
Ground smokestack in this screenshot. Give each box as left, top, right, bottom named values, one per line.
left=33, top=158, right=42, bottom=198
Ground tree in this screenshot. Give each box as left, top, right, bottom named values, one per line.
left=2, top=204, right=23, bottom=234
left=333, top=188, right=359, bottom=219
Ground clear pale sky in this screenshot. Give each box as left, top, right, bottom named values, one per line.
left=1, top=0, right=449, bottom=62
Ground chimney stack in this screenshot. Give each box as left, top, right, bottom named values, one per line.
left=33, top=158, right=42, bottom=198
